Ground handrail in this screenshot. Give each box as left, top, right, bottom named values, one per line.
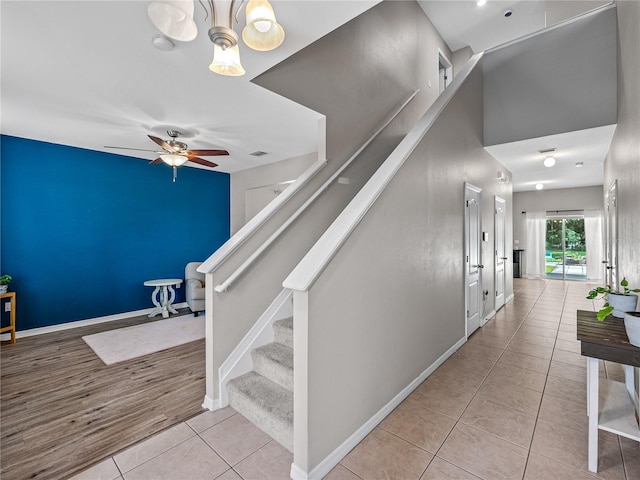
left=283, top=53, right=483, bottom=292
left=214, top=89, right=420, bottom=293
left=198, top=147, right=327, bottom=275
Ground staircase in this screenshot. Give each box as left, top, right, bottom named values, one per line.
left=227, top=317, right=294, bottom=451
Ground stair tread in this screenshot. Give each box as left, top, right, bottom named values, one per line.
left=252, top=342, right=293, bottom=371
left=227, top=371, right=293, bottom=424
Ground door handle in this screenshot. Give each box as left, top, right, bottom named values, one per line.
left=602, top=260, right=609, bottom=264
left=474, top=265, right=484, bottom=269
left=501, top=257, right=508, bottom=260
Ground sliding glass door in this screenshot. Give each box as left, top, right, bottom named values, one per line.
left=545, top=216, right=587, bottom=280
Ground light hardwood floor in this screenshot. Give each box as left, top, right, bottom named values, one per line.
left=0, top=309, right=205, bottom=480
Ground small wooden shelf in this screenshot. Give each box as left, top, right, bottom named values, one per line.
left=0, top=292, right=16, bottom=344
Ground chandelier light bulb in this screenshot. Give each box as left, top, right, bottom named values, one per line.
left=209, top=44, right=246, bottom=76
left=243, top=0, right=285, bottom=51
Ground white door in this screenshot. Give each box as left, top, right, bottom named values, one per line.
left=495, top=196, right=506, bottom=311
left=465, top=184, right=483, bottom=336
left=604, top=180, right=618, bottom=288
left=438, top=50, right=452, bottom=94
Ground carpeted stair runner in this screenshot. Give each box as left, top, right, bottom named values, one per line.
left=227, top=317, right=294, bottom=451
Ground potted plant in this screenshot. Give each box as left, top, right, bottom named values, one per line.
left=624, top=311, right=640, bottom=347
left=0, top=274, right=12, bottom=294
left=586, top=277, right=640, bottom=321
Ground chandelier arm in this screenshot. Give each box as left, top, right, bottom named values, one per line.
left=209, top=0, right=216, bottom=27
left=198, top=0, right=210, bottom=22
left=228, top=0, right=237, bottom=27
left=234, top=0, right=247, bottom=24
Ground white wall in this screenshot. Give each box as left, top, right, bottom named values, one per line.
left=513, top=186, right=603, bottom=251
left=230, top=153, right=317, bottom=234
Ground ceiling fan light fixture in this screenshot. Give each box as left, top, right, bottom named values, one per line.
left=209, top=44, right=246, bottom=76
left=242, top=0, right=285, bottom=51
left=148, top=0, right=198, bottom=42
left=160, top=153, right=189, bottom=166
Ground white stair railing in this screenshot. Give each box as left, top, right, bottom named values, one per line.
left=213, top=89, right=420, bottom=293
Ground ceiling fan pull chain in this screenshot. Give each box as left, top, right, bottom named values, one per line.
left=173, top=166, right=178, bottom=182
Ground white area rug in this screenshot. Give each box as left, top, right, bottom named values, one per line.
left=82, top=314, right=205, bottom=365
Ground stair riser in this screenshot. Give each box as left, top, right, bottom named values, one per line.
left=273, top=325, right=293, bottom=349
left=227, top=382, right=293, bottom=452
left=252, top=351, right=293, bottom=391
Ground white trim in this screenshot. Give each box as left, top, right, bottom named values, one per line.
left=482, top=309, right=496, bottom=326
left=218, top=289, right=293, bottom=406
left=0, top=302, right=188, bottom=340
left=202, top=395, right=220, bottom=412
left=283, top=54, right=483, bottom=292
left=215, top=90, right=420, bottom=293
left=506, top=293, right=515, bottom=304
left=290, top=336, right=466, bottom=480
left=198, top=156, right=328, bottom=275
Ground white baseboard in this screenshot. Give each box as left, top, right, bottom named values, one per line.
left=506, top=293, right=515, bottom=304
left=482, top=309, right=496, bottom=325
left=202, top=395, right=221, bottom=411
left=290, top=336, right=467, bottom=480
left=0, top=302, right=189, bottom=341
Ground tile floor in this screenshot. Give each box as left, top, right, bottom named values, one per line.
left=71, top=278, right=639, bottom=480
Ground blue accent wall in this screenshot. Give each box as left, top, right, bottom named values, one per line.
left=1, top=135, right=230, bottom=330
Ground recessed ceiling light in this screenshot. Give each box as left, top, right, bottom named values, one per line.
left=543, top=156, right=556, bottom=167
left=575, top=162, right=584, bottom=167
left=477, top=0, right=487, bottom=6
left=250, top=151, right=269, bottom=157
left=535, top=183, right=544, bottom=190
left=504, top=9, right=513, bottom=17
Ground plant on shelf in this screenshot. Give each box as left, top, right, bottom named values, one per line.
left=0, top=274, right=11, bottom=294
left=586, top=277, right=640, bottom=321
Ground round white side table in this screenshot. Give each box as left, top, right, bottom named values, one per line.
left=144, top=279, right=183, bottom=318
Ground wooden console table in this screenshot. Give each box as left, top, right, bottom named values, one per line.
left=0, top=292, right=16, bottom=344
left=577, top=310, right=640, bottom=473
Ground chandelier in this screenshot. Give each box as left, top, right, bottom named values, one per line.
left=148, top=0, right=285, bottom=76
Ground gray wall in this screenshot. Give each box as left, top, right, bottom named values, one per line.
left=483, top=6, right=617, bottom=146
left=230, top=153, right=317, bottom=234
left=296, top=57, right=513, bottom=473
left=207, top=0, right=453, bottom=400
left=603, top=1, right=640, bottom=396
left=513, top=186, right=603, bottom=250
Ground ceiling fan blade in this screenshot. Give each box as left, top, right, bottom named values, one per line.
left=104, top=145, right=159, bottom=153
left=187, top=149, right=229, bottom=156
left=188, top=156, right=219, bottom=168
left=149, top=158, right=164, bottom=165
left=148, top=135, right=171, bottom=150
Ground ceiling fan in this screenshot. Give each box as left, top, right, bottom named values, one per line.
left=105, top=130, right=229, bottom=181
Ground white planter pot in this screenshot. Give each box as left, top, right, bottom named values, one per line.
left=607, top=293, right=638, bottom=318
left=0, top=285, right=7, bottom=294
left=623, top=312, right=640, bottom=347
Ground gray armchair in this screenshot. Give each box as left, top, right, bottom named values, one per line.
left=185, top=262, right=205, bottom=316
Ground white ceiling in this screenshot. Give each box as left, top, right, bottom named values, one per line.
left=1, top=0, right=615, bottom=191
left=0, top=0, right=377, bottom=173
